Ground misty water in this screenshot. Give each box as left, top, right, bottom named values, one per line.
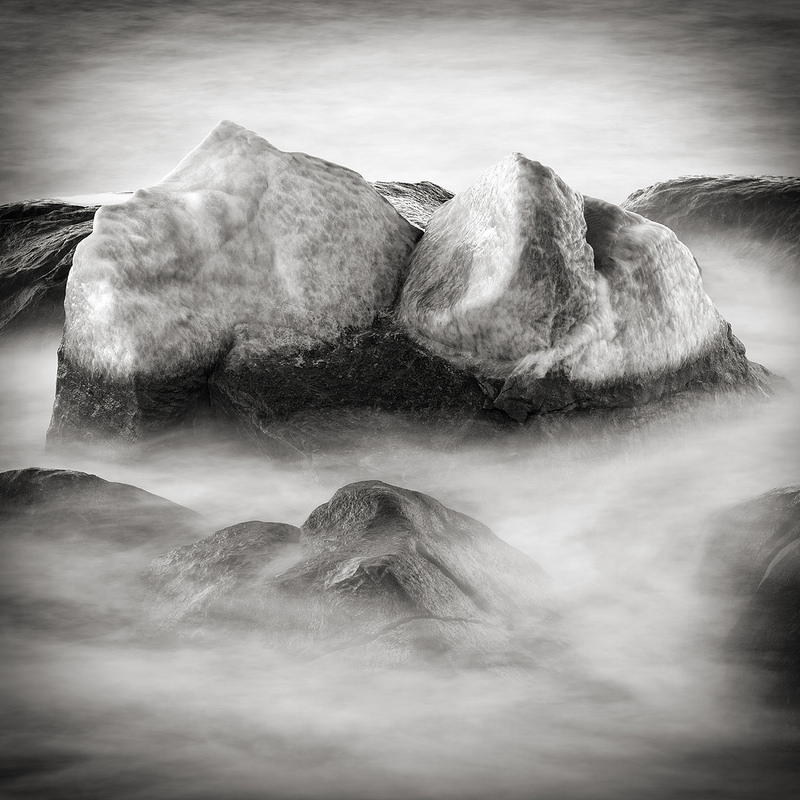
left=2, top=1, right=800, bottom=798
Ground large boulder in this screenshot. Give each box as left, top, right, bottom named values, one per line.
left=145, top=480, right=552, bottom=664
left=622, top=175, right=800, bottom=278
left=400, top=159, right=772, bottom=421
left=48, top=121, right=422, bottom=444
left=42, top=125, right=774, bottom=449
left=704, top=486, right=800, bottom=708
left=0, top=467, right=204, bottom=635
left=0, top=200, right=97, bottom=332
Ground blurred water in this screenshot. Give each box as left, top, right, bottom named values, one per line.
left=1, top=0, right=799, bottom=204
left=1, top=1, right=800, bottom=798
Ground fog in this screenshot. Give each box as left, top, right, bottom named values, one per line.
left=2, top=1, right=800, bottom=798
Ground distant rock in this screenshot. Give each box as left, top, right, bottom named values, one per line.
left=145, top=480, right=553, bottom=665
left=48, top=121, right=421, bottom=444
left=372, top=180, right=454, bottom=230
left=0, top=466, right=201, bottom=546
left=0, top=467, right=203, bottom=635
left=0, top=200, right=96, bottom=331
left=622, top=175, right=800, bottom=278
left=705, top=485, right=800, bottom=707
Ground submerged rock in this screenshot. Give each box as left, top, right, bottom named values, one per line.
left=0, top=200, right=97, bottom=332
left=705, top=486, right=800, bottom=707
left=145, top=480, right=552, bottom=665
left=0, top=467, right=203, bottom=635
left=48, top=121, right=421, bottom=443
left=622, top=175, right=800, bottom=278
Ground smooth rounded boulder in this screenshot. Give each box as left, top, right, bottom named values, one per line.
left=0, top=467, right=204, bottom=635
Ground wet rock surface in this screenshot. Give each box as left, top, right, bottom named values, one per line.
left=0, top=123, right=777, bottom=450
left=0, top=200, right=97, bottom=332
left=145, top=480, right=553, bottom=664
left=372, top=180, right=454, bottom=230
left=622, top=175, right=800, bottom=278
left=705, top=485, right=800, bottom=707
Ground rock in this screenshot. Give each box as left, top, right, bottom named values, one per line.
left=207, top=314, right=499, bottom=457
left=144, top=480, right=552, bottom=665
left=622, top=175, right=800, bottom=278
left=145, top=520, right=302, bottom=631
left=372, top=180, right=454, bottom=230
left=399, top=158, right=773, bottom=421
left=705, top=486, right=800, bottom=707
left=0, top=467, right=204, bottom=635
left=40, top=127, right=776, bottom=448
left=0, top=466, right=201, bottom=545
left=0, top=200, right=97, bottom=332
left=399, top=154, right=596, bottom=365
left=48, top=121, right=421, bottom=444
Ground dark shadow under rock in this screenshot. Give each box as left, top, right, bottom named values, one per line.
left=704, top=485, right=800, bottom=708
left=208, top=315, right=504, bottom=457
left=144, top=480, right=554, bottom=666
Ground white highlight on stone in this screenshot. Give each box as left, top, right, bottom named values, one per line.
left=63, top=121, right=420, bottom=378
left=400, top=156, right=726, bottom=384
left=399, top=154, right=596, bottom=365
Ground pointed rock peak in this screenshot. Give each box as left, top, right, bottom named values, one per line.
left=54, top=121, right=421, bottom=443
left=398, top=153, right=595, bottom=367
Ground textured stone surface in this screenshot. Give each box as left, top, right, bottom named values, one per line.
left=399, top=154, right=596, bottom=367
left=33, top=131, right=776, bottom=447
left=622, top=175, right=800, bottom=278
left=49, top=121, right=421, bottom=442
left=399, top=161, right=772, bottom=421
left=0, top=200, right=97, bottom=332
left=493, top=196, right=773, bottom=420
left=705, top=486, right=800, bottom=707
left=145, top=480, right=552, bottom=664
left=372, top=180, right=454, bottom=230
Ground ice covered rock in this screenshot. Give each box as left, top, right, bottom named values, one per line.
left=48, top=121, right=421, bottom=442
left=144, top=480, right=552, bottom=665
